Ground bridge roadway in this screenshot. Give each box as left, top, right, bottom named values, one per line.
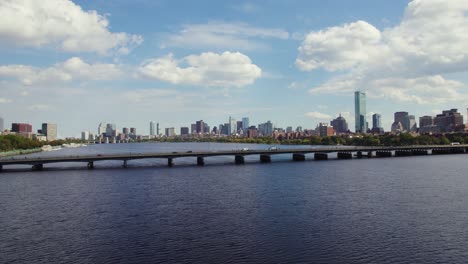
left=0, top=145, right=467, bottom=171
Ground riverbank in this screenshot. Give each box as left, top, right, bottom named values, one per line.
left=0, top=148, right=42, bottom=157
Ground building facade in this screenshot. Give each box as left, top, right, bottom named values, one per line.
left=242, top=117, right=250, bottom=134
left=196, top=120, right=204, bottom=134
left=12, top=123, right=32, bottom=134
left=180, top=127, right=189, bottom=135
left=150, top=121, right=155, bottom=136
left=394, top=112, right=409, bottom=132
left=165, top=127, right=176, bottom=137
left=434, top=109, right=464, bottom=132
left=42, top=123, right=57, bottom=141
left=331, top=114, right=348, bottom=134
left=354, top=91, right=366, bottom=133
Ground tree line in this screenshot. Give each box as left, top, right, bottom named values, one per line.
left=1, top=133, right=467, bottom=152
left=0, top=135, right=81, bottom=152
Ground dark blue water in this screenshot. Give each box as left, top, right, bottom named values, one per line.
left=1, top=143, right=468, bottom=263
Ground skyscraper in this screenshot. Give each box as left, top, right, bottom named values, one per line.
left=0, top=116, right=4, bottom=132
left=372, top=114, right=381, bottom=130
left=242, top=117, right=250, bottom=134
left=409, top=115, right=417, bottom=132
left=354, top=91, right=366, bottom=133
left=150, top=121, right=155, bottom=136
left=394, top=112, right=410, bottom=132
left=42, top=123, right=57, bottom=141
left=371, top=114, right=384, bottom=134
left=156, top=123, right=160, bottom=135
left=196, top=120, right=204, bottom=134
left=106, top=123, right=116, bottom=137
left=228, top=116, right=237, bottom=135
left=98, top=122, right=107, bottom=136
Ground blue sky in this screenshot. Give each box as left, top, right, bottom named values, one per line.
left=0, top=0, right=467, bottom=137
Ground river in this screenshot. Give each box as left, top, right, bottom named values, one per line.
left=1, top=142, right=467, bottom=263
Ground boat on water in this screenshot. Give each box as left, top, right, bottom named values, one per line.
left=41, top=145, right=62, bottom=151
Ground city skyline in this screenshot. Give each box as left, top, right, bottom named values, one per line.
left=1, top=0, right=468, bottom=137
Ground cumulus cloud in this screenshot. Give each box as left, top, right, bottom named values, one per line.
left=0, top=57, right=122, bottom=85
left=137, top=51, right=262, bottom=87
left=298, top=0, right=468, bottom=104
left=305, top=111, right=332, bottom=119
left=296, top=21, right=382, bottom=72
left=0, top=97, right=12, bottom=103
left=0, top=0, right=142, bottom=55
left=163, top=22, right=289, bottom=50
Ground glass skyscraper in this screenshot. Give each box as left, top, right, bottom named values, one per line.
left=354, top=91, right=366, bottom=133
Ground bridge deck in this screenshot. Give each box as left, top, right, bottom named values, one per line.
left=0, top=145, right=466, bottom=167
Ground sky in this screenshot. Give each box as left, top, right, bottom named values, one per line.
left=1, top=0, right=468, bottom=137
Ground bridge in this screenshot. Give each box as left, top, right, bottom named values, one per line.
left=0, top=145, right=467, bottom=172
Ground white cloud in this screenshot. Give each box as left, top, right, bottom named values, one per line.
left=0, top=57, right=122, bottom=85
left=0, top=97, right=12, bottom=103
left=296, top=20, right=382, bottom=72
left=28, top=104, right=51, bottom=111
left=163, top=22, right=289, bottom=50
left=0, top=0, right=142, bottom=55
left=137, top=51, right=262, bottom=87
left=299, top=0, right=468, bottom=104
left=305, top=111, right=332, bottom=119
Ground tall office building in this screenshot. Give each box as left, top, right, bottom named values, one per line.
left=242, top=117, right=250, bottom=134
left=354, top=91, right=366, bottom=133
left=434, top=109, right=464, bottom=132
left=191, top=123, right=197, bottom=134
left=394, top=112, right=410, bottom=132
left=228, top=116, right=237, bottom=135
left=409, top=115, right=417, bottom=132
left=81, top=131, right=90, bottom=141
left=106, top=123, right=116, bottom=137
left=331, top=114, right=349, bottom=133
left=150, top=121, right=155, bottom=136
left=165, top=127, right=175, bottom=137
left=180, top=127, right=189, bottom=135
left=372, top=114, right=381, bottom=130
left=130, top=127, right=136, bottom=135
left=0, top=116, right=4, bottom=132
left=42, top=123, right=57, bottom=141
left=123, top=127, right=129, bottom=135
left=196, top=120, right=204, bottom=134
left=98, top=122, right=107, bottom=136
left=258, top=121, right=273, bottom=136
left=236, top=121, right=243, bottom=133
left=156, top=123, right=160, bottom=135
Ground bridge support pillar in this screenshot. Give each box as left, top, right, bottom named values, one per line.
left=293, top=153, right=305, bottom=161
left=356, top=151, right=363, bottom=158
left=197, top=157, right=204, bottom=166
left=337, top=152, right=352, bottom=159
left=87, top=162, right=94, bottom=169
left=314, top=153, right=328, bottom=160
left=32, top=164, right=43, bottom=171
left=367, top=151, right=373, bottom=158
left=235, top=155, right=245, bottom=165
left=168, top=158, right=173, bottom=167
left=376, top=151, right=392, bottom=157
left=123, top=160, right=128, bottom=168
left=260, top=154, right=271, bottom=163
left=0, top=165, right=2, bottom=172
